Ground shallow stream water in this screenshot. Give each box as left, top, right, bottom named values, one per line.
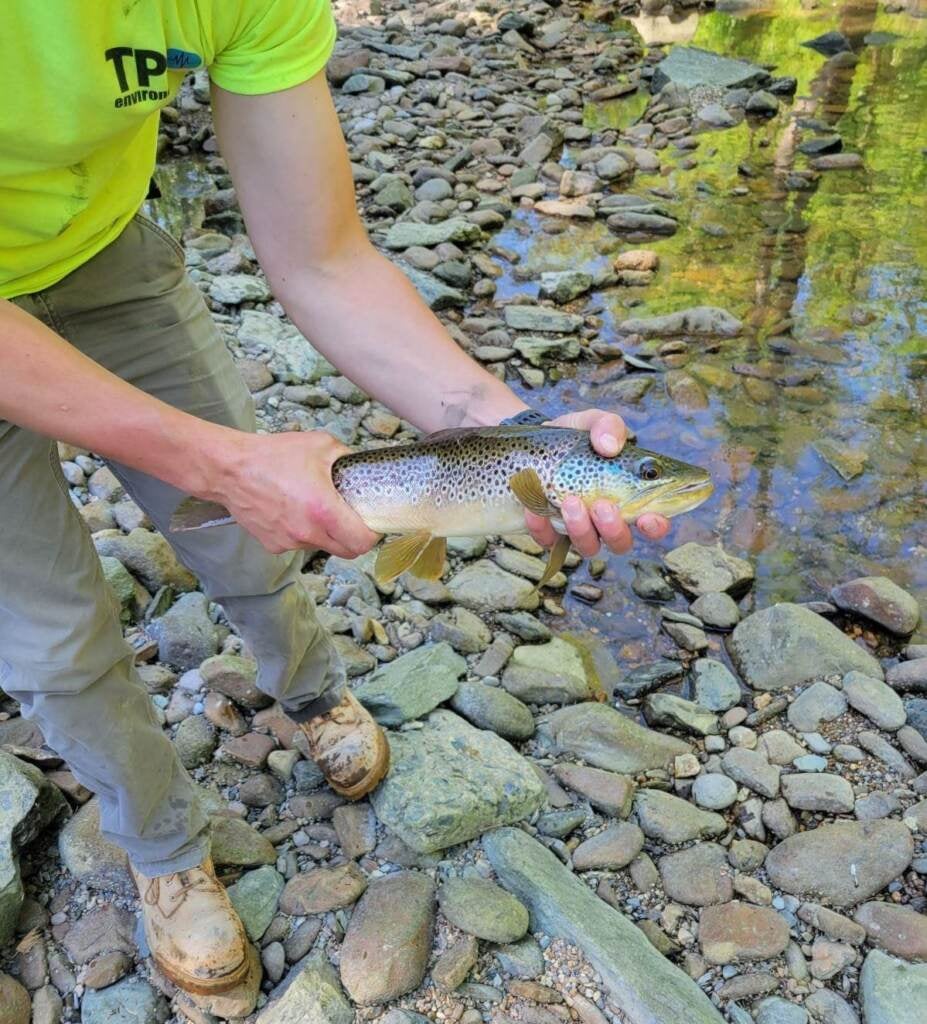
left=496, top=0, right=927, bottom=648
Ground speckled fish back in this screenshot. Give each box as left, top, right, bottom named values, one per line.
left=331, top=426, right=587, bottom=535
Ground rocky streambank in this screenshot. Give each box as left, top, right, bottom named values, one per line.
left=2, top=2, right=926, bottom=1024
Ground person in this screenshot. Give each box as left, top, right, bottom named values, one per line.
left=0, top=0, right=671, bottom=997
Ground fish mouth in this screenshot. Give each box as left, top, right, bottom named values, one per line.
left=620, top=475, right=714, bottom=519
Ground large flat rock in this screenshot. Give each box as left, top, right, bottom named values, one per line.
left=537, top=702, right=691, bottom=773
left=370, top=711, right=545, bottom=853
left=483, top=828, right=724, bottom=1024
left=728, top=603, right=883, bottom=690
left=353, top=643, right=466, bottom=725
left=651, top=47, right=770, bottom=94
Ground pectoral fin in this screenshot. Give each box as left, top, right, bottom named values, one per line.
left=170, top=497, right=236, bottom=532
left=409, top=536, right=447, bottom=581
left=536, top=533, right=572, bottom=590
left=509, top=468, right=556, bottom=517
left=374, top=531, right=434, bottom=584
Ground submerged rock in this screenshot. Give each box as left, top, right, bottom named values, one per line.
left=651, top=47, right=770, bottom=93
left=618, top=306, right=743, bottom=339
left=728, top=603, right=883, bottom=690
left=664, top=543, right=754, bottom=596
left=483, top=828, right=725, bottom=1024
left=370, top=711, right=545, bottom=853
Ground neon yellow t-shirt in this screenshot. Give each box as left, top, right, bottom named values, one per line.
left=0, top=1, right=336, bottom=299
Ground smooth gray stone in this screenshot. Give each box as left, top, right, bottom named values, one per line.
left=859, top=949, right=927, bottom=1024
left=483, top=828, right=724, bottom=1024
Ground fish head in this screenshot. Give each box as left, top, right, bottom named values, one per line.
left=552, top=443, right=713, bottom=520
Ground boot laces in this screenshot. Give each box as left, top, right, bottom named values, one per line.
left=143, top=869, right=218, bottom=920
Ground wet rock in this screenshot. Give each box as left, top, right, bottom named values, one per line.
left=354, top=642, right=465, bottom=726
left=660, top=843, right=734, bottom=906
left=257, top=953, right=352, bottom=1024
left=279, top=863, right=367, bottom=916
left=450, top=682, right=535, bottom=741
left=552, top=764, right=635, bottom=817
left=644, top=692, right=719, bottom=736
left=764, top=820, right=914, bottom=907
left=843, top=672, right=906, bottom=731
left=58, top=797, right=132, bottom=896
left=859, top=949, right=927, bottom=1024
left=340, top=872, right=435, bottom=1004
left=228, top=865, right=284, bottom=942
left=830, top=577, right=920, bottom=636
left=788, top=681, right=848, bottom=732
left=148, top=592, right=219, bottom=671
left=802, top=31, right=851, bottom=56
left=692, top=658, right=742, bottom=711
left=781, top=773, right=855, bottom=813
left=572, top=822, right=645, bottom=871
left=690, top=592, right=741, bottom=630
left=854, top=902, right=927, bottom=962
left=539, top=271, right=593, bottom=304
left=662, top=617, right=710, bottom=651
left=635, top=789, right=726, bottom=844
left=692, top=773, right=738, bottom=810
left=622, top=306, right=743, bottom=339
left=503, top=305, right=583, bottom=334
left=439, top=877, right=528, bottom=943
left=651, top=47, right=771, bottom=93
left=664, top=543, right=754, bottom=596
left=430, top=607, right=491, bottom=654
left=538, top=702, right=692, bottom=774
left=433, top=935, right=479, bottom=991
left=484, top=828, right=724, bottom=1024
left=746, top=90, right=780, bottom=116
left=729, top=603, right=883, bottom=690
left=502, top=637, right=594, bottom=705
left=813, top=438, right=867, bottom=480
left=370, top=711, right=545, bottom=853
left=630, top=560, right=676, bottom=602
left=80, top=976, right=169, bottom=1024
left=615, top=660, right=684, bottom=700
left=699, top=901, right=790, bottom=963
left=94, top=528, right=196, bottom=592
left=722, top=747, right=781, bottom=797
left=697, top=103, right=737, bottom=129
left=446, top=561, right=540, bottom=612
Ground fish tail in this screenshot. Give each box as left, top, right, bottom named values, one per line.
left=169, top=496, right=236, bottom=532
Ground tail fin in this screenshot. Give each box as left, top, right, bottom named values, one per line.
left=169, top=497, right=236, bottom=532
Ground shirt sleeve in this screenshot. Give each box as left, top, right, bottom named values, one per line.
left=208, top=0, right=336, bottom=95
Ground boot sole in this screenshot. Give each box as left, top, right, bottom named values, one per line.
left=153, top=949, right=252, bottom=996
left=330, top=727, right=391, bottom=801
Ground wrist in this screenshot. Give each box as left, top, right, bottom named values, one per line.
left=182, top=421, right=249, bottom=501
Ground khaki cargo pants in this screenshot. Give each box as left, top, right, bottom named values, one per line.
left=2, top=214, right=346, bottom=876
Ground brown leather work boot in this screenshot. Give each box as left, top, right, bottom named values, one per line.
left=300, top=690, right=390, bottom=800
left=131, top=857, right=249, bottom=995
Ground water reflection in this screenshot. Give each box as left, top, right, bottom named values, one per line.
left=503, top=0, right=927, bottom=642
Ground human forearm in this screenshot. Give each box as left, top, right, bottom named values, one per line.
left=274, top=245, right=528, bottom=433
left=0, top=299, right=238, bottom=496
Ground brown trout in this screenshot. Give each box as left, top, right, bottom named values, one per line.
left=170, top=425, right=713, bottom=587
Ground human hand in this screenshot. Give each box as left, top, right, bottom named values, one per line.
left=523, top=409, right=671, bottom=557
left=210, top=430, right=380, bottom=557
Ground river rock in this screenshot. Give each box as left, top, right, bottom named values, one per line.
left=210, top=815, right=276, bottom=867
left=659, top=843, right=733, bottom=906
left=802, top=31, right=852, bottom=56
left=439, top=877, right=528, bottom=943
left=147, top=592, right=219, bottom=671
left=537, top=702, right=692, bottom=774
left=722, top=747, right=781, bottom=797
left=781, top=773, right=855, bottom=813
left=692, top=773, right=738, bottom=810
left=830, top=577, right=920, bottom=636
left=257, top=953, right=353, bottom=1024
left=173, top=714, right=217, bottom=768
left=789, top=681, right=849, bottom=732
left=644, top=692, right=719, bottom=736
left=804, top=988, right=861, bottom=1024
left=764, top=820, right=914, bottom=907
left=0, top=753, right=68, bottom=945
left=503, top=305, right=583, bottom=333
left=616, top=660, right=685, bottom=700
left=502, top=637, right=594, bottom=705
left=664, top=543, right=754, bottom=596
left=843, top=672, right=906, bottom=731
left=446, top=561, right=540, bottom=612
left=0, top=974, right=30, bottom=1024
left=887, top=660, right=927, bottom=694
left=430, top=607, right=492, bottom=654
left=370, top=711, right=545, bottom=853
left=383, top=219, right=483, bottom=250
left=354, top=643, right=465, bottom=725
left=728, top=603, right=883, bottom=690
left=199, top=654, right=269, bottom=709
left=450, top=682, right=535, bottom=741
left=692, top=658, right=742, bottom=711
left=94, top=528, right=196, bottom=592
left=279, top=863, right=367, bottom=915
left=228, top=865, right=285, bottom=943
left=755, top=997, right=809, bottom=1024
left=699, top=902, right=790, bottom=963
left=237, top=310, right=334, bottom=383
left=854, top=902, right=927, bottom=962
left=58, top=797, right=132, bottom=896
left=433, top=935, right=479, bottom=991
left=80, top=976, right=169, bottom=1024
left=620, top=307, right=743, bottom=339
left=652, top=46, right=770, bottom=92
left=552, top=764, right=635, bottom=817
left=572, top=822, right=645, bottom=870
left=634, top=789, right=726, bottom=844
left=484, top=828, right=724, bottom=1023
left=399, top=263, right=466, bottom=311
left=340, top=872, right=435, bottom=1004
left=690, top=592, right=741, bottom=630
left=859, top=949, right=927, bottom=1024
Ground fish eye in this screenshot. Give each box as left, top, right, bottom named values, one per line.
left=638, top=458, right=662, bottom=481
